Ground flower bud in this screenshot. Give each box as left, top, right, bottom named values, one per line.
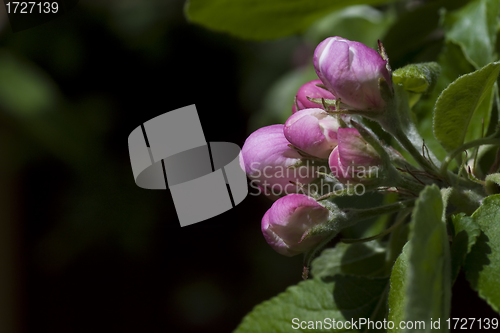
left=239, top=124, right=318, bottom=197
left=328, top=128, right=381, bottom=183
left=313, top=37, right=391, bottom=110
left=284, top=108, right=340, bottom=159
left=292, top=79, right=336, bottom=113
left=261, top=193, right=330, bottom=256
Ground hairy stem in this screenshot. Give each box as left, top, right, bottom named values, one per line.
left=345, top=199, right=416, bottom=223
left=391, top=124, right=440, bottom=175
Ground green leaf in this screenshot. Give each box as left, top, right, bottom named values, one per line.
left=234, top=277, right=388, bottom=332
left=311, top=241, right=386, bottom=279
left=185, top=0, right=399, bottom=40
left=235, top=241, right=389, bottom=332
left=464, top=194, right=500, bottom=313
left=388, top=185, right=451, bottom=332
left=464, top=83, right=495, bottom=145
left=387, top=242, right=409, bottom=333
left=445, top=0, right=500, bottom=69
left=393, top=62, right=441, bottom=94
left=435, top=42, right=496, bottom=153
left=450, top=213, right=481, bottom=282
left=413, top=42, right=475, bottom=164
left=452, top=214, right=481, bottom=254
left=433, top=62, right=500, bottom=152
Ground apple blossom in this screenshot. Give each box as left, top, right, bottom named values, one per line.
left=329, top=127, right=381, bottom=183
left=313, top=37, right=391, bottom=110
left=239, top=124, right=318, bottom=197
left=261, top=193, right=331, bottom=256
left=284, top=108, right=340, bottom=159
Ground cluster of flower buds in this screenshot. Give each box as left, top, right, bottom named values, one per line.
left=240, top=36, right=409, bottom=257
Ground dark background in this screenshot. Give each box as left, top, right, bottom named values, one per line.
left=0, top=1, right=306, bottom=332
left=0, top=1, right=497, bottom=332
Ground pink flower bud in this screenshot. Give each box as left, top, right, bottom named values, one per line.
left=328, top=128, right=381, bottom=183
left=239, top=125, right=318, bottom=197
left=261, top=193, right=330, bottom=256
left=292, top=79, right=336, bottom=113
left=284, top=108, right=340, bottom=159
left=313, top=37, right=391, bottom=110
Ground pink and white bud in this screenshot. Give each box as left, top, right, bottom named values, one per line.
left=328, top=128, right=381, bottom=183
left=261, top=193, right=330, bottom=257
left=239, top=125, right=318, bottom=197
left=292, top=79, right=336, bottom=113
left=284, top=108, right=340, bottom=159
left=313, top=37, right=391, bottom=110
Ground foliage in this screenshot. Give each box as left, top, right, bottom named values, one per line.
left=185, top=0, right=500, bottom=331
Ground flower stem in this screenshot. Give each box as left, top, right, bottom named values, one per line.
left=378, top=84, right=441, bottom=175
left=394, top=173, right=425, bottom=194
left=391, top=124, right=439, bottom=175
left=345, top=199, right=415, bottom=223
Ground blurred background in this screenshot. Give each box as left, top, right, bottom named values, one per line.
left=0, top=0, right=498, bottom=332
